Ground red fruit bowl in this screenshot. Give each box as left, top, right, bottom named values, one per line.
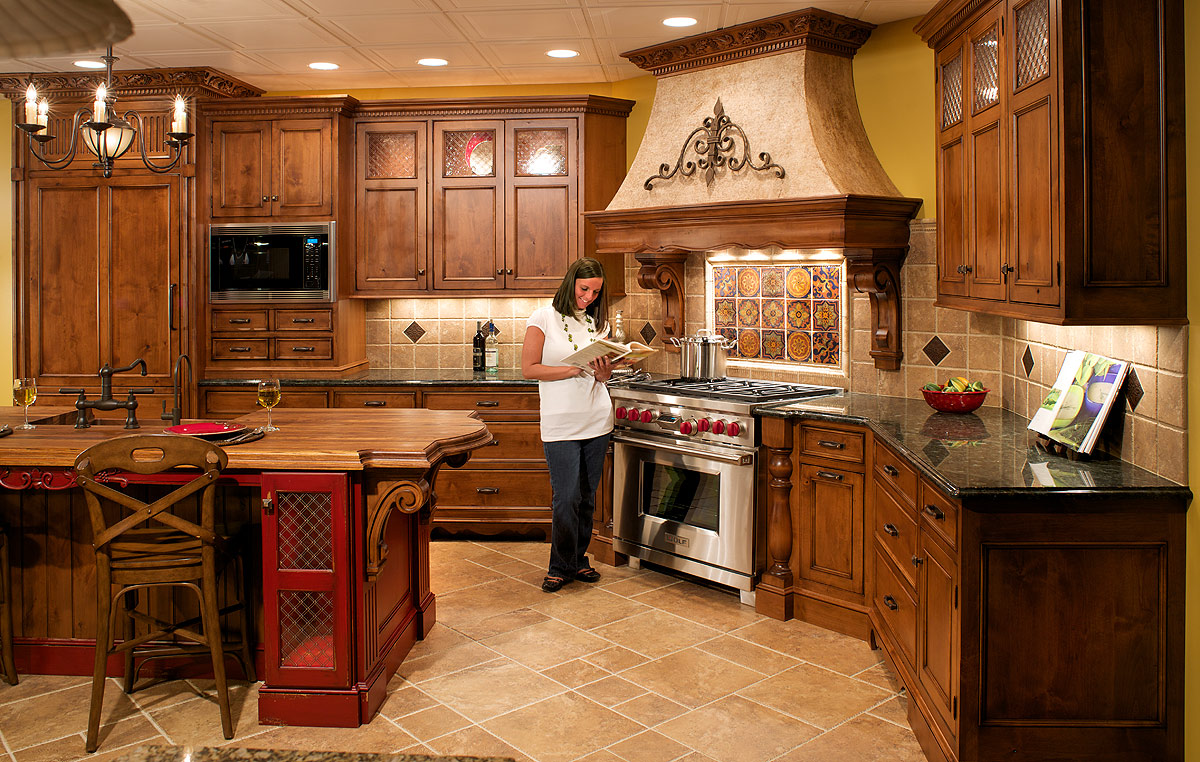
left=921, top=388, right=989, bottom=414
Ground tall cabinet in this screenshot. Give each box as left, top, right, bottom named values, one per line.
left=918, top=0, right=1185, bottom=324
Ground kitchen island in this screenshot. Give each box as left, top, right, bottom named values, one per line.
left=0, top=406, right=492, bottom=728
left=757, top=393, right=1190, bottom=762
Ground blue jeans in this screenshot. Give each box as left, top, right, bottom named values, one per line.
left=543, top=433, right=610, bottom=579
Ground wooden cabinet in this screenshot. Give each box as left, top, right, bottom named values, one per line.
left=918, top=0, right=1185, bottom=324
left=210, top=117, right=334, bottom=219
left=207, top=302, right=365, bottom=376
left=348, top=96, right=632, bottom=297
left=797, top=463, right=863, bottom=595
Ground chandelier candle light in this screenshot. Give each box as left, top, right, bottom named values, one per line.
left=15, top=46, right=193, bottom=178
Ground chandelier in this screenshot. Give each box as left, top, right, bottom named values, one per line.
left=15, top=46, right=192, bottom=178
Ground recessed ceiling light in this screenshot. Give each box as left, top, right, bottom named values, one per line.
left=663, top=17, right=698, bottom=27
left=417, top=58, right=448, bottom=67
left=546, top=49, right=579, bottom=58
left=308, top=62, right=339, bottom=70
left=74, top=60, right=105, bottom=69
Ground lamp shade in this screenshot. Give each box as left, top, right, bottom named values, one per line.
left=82, top=117, right=136, bottom=161
left=0, top=0, right=132, bottom=58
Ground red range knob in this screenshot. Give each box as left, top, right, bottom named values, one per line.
left=712, top=420, right=726, bottom=434
left=626, top=408, right=639, bottom=421
left=727, top=420, right=741, bottom=437
left=640, top=410, right=654, bottom=424
left=615, top=406, right=627, bottom=420
left=697, top=418, right=711, bottom=432
left=680, top=419, right=694, bottom=435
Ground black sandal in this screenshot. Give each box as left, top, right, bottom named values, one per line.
left=575, top=568, right=601, bottom=583
left=542, top=576, right=567, bottom=592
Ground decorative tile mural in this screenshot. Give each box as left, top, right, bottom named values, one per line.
left=711, top=263, right=843, bottom=367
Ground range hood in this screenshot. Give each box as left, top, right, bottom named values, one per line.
left=586, top=8, right=920, bottom=369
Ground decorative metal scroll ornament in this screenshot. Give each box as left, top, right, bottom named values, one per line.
left=644, top=97, right=785, bottom=190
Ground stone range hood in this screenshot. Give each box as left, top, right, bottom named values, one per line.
left=586, top=8, right=921, bottom=370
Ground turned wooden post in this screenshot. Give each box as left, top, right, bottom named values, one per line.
left=757, top=416, right=794, bottom=620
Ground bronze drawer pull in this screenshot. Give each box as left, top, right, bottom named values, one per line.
left=292, top=317, right=315, bottom=324
left=912, top=555, right=923, bottom=567
left=882, top=464, right=899, bottom=477
left=883, top=595, right=898, bottom=611
left=883, top=523, right=899, bottom=537
left=228, top=318, right=251, bottom=324
left=291, top=346, right=315, bottom=352
left=363, top=400, right=386, bottom=407
left=817, top=439, right=845, bottom=449
left=476, top=400, right=500, bottom=407
left=476, top=487, right=499, bottom=494
left=816, top=471, right=843, bottom=481
left=924, top=504, right=946, bottom=520
left=228, top=346, right=252, bottom=353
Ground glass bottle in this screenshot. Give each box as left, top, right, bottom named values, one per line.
left=484, top=319, right=499, bottom=374
left=472, top=320, right=486, bottom=372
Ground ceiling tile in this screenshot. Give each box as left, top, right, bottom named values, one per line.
left=196, top=18, right=344, bottom=49
left=448, top=8, right=590, bottom=41
left=476, top=41, right=600, bottom=67
left=394, top=67, right=510, bottom=87
left=247, top=47, right=380, bottom=72
left=129, top=0, right=297, bottom=22
left=585, top=4, right=725, bottom=39
left=438, top=0, right=575, bottom=7
left=372, top=42, right=492, bottom=69
left=110, top=23, right=228, bottom=53
left=861, top=0, right=935, bottom=24
left=326, top=13, right=465, bottom=46
left=132, top=49, right=282, bottom=76
left=291, top=0, right=437, bottom=13
left=723, top=1, right=868, bottom=25
left=500, top=64, right=609, bottom=85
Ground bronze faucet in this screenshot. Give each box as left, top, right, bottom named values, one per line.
left=60, top=358, right=154, bottom=429
left=160, top=353, right=192, bottom=427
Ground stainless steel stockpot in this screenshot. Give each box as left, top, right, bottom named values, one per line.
left=671, top=329, right=733, bottom=380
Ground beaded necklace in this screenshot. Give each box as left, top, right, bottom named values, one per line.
left=561, top=310, right=595, bottom=350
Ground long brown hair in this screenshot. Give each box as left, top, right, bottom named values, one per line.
left=551, top=257, right=608, bottom=327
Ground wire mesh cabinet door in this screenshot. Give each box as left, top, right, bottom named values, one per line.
left=260, top=472, right=352, bottom=689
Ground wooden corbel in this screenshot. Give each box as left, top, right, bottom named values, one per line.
left=634, top=251, right=689, bottom=349
left=845, top=248, right=905, bottom=371
left=365, top=477, right=430, bottom=581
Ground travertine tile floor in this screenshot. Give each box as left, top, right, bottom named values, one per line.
left=0, top=540, right=928, bottom=762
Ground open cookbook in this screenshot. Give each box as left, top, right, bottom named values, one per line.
left=1027, top=350, right=1129, bottom=454
left=562, top=337, right=656, bottom=368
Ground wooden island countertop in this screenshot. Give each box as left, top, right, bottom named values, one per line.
left=0, top=405, right=493, bottom=729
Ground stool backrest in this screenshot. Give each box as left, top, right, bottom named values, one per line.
left=74, top=434, right=229, bottom=553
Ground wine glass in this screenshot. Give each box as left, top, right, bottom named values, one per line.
left=256, top=379, right=281, bottom=432
left=13, top=378, right=36, bottom=430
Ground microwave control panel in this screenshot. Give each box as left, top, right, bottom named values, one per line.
left=302, top=237, right=324, bottom=289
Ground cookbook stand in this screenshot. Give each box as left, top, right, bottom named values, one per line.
left=1032, top=434, right=1099, bottom=461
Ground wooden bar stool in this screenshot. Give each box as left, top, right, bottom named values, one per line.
left=0, top=525, right=16, bottom=685
left=75, top=434, right=256, bottom=753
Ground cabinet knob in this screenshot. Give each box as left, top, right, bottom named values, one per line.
left=956, top=265, right=973, bottom=274
left=924, top=504, right=946, bottom=521
left=271, top=195, right=279, bottom=202
left=497, top=269, right=504, bottom=275
left=883, top=523, right=899, bottom=537
left=262, top=195, right=268, bottom=202
left=1002, top=264, right=1015, bottom=273
left=882, top=464, right=899, bottom=477
left=506, top=268, right=513, bottom=275
left=418, top=268, right=425, bottom=276
left=911, top=555, right=924, bottom=567
left=883, top=595, right=898, bottom=611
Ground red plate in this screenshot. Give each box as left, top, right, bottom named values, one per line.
left=165, top=421, right=247, bottom=439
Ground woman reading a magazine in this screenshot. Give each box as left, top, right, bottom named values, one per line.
left=521, top=257, right=619, bottom=593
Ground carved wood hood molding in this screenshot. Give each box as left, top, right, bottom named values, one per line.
left=1, top=67, right=262, bottom=100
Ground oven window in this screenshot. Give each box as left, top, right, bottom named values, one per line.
left=640, top=462, right=720, bottom=532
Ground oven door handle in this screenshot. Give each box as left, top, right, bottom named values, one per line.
left=612, top=433, right=754, bottom=466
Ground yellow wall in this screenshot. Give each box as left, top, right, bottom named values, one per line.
left=1185, top=1, right=1199, bottom=756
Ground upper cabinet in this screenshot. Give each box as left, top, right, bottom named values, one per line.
left=348, top=96, right=631, bottom=297
left=917, top=0, right=1185, bottom=324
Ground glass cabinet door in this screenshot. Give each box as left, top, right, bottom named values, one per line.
left=513, top=128, right=568, bottom=176
left=442, top=129, right=496, bottom=177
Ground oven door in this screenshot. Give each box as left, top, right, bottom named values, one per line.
left=612, top=432, right=757, bottom=590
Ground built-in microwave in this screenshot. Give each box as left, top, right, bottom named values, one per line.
left=210, top=222, right=334, bottom=302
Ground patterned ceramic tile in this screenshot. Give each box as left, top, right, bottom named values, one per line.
left=813, top=301, right=839, bottom=331
left=713, top=268, right=736, bottom=298
left=923, top=336, right=951, bottom=366
left=786, top=300, right=811, bottom=331
left=640, top=322, right=657, bottom=345
left=761, top=330, right=785, bottom=360
left=815, top=265, right=842, bottom=299
left=761, top=267, right=785, bottom=298
left=812, top=332, right=840, bottom=365
left=738, top=329, right=760, bottom=358
left=404, top=321, right=427, bottom=343
left=785, top=267, right=811, bottom=299
left=737, top=268, right=761, bottom=297
left=715, top=299, right=737, bottom=327
left=717, top=327, right=738, bottom=345
left=737, top=299, right=760, bottom=328
left=761, top=300, right=785, bottom=329
left=787, top=331, right=812, bottom=362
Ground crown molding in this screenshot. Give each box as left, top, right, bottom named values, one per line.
left=355, top=94, right=635, bottom=119
left=1, top=67, right=262, bottom=100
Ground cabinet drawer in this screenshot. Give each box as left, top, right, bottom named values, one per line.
left=436, top=469, right=552, bottom=507
left=800, top=425, right=865, bottom=465
left=273, top=338, right=332, bottom=360
left=275, top=309, right=332, bottom=331
left=422, top=391, right=539, bottom=419
left=200, top=389, right=329, bottom=416
left=874, top=441, right=918, bottom=506
left=212, top=339, right=269, bottom=360
left=213, top=309, right=269, bottom=331
left=919, top=481, right=959, bottom=552
left=874, top=548, right=917, bottom=668
left=473, top=421, right=545, bottom=461
left=874, top=479, right=918, bottom=588
left=330, top=391, right=417, bottom=409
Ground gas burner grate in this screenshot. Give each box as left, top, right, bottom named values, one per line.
left=622, top=377, right=838, bottom=402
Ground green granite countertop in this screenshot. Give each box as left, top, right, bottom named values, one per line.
left=200, top=369, right=535, bottom=387
left=762, top=392, right=1190, bottom=503
left=113, top=746, right=514, bottom=762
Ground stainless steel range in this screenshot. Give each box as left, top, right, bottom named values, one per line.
left=608, top=377, right=839, bottom=603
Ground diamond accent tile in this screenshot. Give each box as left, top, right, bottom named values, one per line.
left=1124, top=366, right=1143, bottom=412
left=1022, top=345, right=1035, bottom=377
left=639, top=322, right=657, bottom=345
left=923, top=336, right=951, bottom=366
left=404, top=321, right=427, bottom=343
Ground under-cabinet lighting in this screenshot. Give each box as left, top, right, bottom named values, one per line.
left=546, top=49, right=579, bottom=58
left=308, top=62, right=339, bottom=70
left=417, top=58, right=448, bottom=67
left=663, top=17, right=698, bottom=27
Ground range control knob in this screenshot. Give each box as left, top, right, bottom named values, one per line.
left=680, top=419, right=696, bottom=435
left=626, top=408, right=639, bottom=422
left=727, top=420, right=742, bottom=437
left=615, top=406, right=628, bottom=420
left=697, top=418, right=711, bottom=432
left=711, top=420, right=726, bottom=434
left=640, top=410, right=654, bottom=424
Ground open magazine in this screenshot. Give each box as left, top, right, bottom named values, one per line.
left=562, top=337, right=656, bottom=368
left=1027, top=351, right=1129, bottom=454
